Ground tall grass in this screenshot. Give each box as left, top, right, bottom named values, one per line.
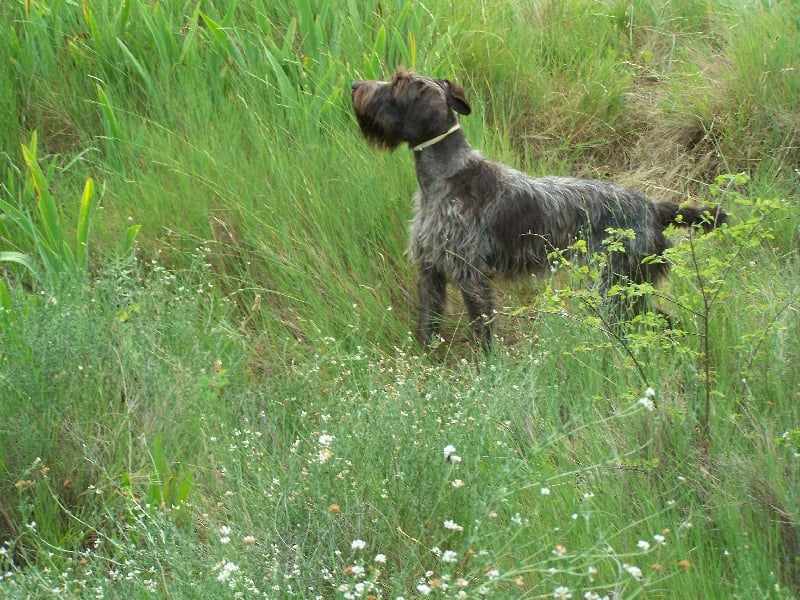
left=0, top=0, right=798, bottom=597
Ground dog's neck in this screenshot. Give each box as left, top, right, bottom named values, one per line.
left=411, top=123, right=462, bottom=151
left=413, top=128, right=476, bottom=193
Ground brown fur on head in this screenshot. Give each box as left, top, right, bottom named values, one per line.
left=351, top=70, right=471, bottom=151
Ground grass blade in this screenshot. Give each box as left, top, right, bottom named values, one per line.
left=0, top=277, right=12, bottom=328
left=122, top=224, right=141, bottom=256
left=0, top=250, right=44, bottom=283
left=21, top=133, right=65, bottom=264
left=116, top=37, right=154, bottom=96
left=199, top=11, right=247, bottom=72
left=75, top=178, right=96, bottom=273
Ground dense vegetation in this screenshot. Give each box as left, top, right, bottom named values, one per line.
left=1, top=1, right=798, bottom=597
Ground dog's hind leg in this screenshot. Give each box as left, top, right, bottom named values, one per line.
left=458, top=273, right=496, bottom=348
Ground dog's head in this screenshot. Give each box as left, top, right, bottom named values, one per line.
left=351, top=70, right=471, bottom=150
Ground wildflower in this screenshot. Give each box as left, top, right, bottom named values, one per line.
left=644, top=387, right=655, bottom=398
left=553, top=586, right=573, bottom=599
left=351, top=539, right=367, bottom=551
left=219, top=525, right=231, bottom=544
left=417, top=583, right=433, bottom=595
left=318, top=448, right=333, bottom=464
left=451, top=479, right=464, bottom=488
left=623, top=564, right=643, bottom=580
left=485, top=567, right=500, bottom=579
left=374, top=554, right=387, bottom=563
left=216, top=561, right=239, bottom=582
left=243, top=535, right=256, bottom=545
left=653, top=534, right=666, bottom=545
left=553, top=544, right=566, bottom=556
left=637, top=540, right=651, bottom=551
left=444, top=519, right=464, bottom=532
left=540, top=487, right=551, bottom=496
left=351, top=564, right=365, bottom=577
left=442, top=550, right=458, bottom=564
left=638, top=396, right=655, bottom=411
left=319, top=434, right=334, bottom=447
left=443, top=445, right=461, bottom=463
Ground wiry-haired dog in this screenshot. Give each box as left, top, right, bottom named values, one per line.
left=351, top=71, right=726, bottom=347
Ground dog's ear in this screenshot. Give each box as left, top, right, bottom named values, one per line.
left=442, top=79, right=471, bottom=115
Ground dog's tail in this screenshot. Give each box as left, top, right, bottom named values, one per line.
left=655, top=202, right=727, bottom=233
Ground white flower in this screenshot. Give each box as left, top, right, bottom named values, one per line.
left=553, top=586, right=573, bottom=599
left=351, top=539, right=367, bottom=551
left=624, top=564, right=643, bottom=580
left=442, top=550, right=459, bottom=563
left=216, top=561, right=239, bottom=582
left=219, top=525, right=231, bottom=544
left=653, top=534, right=666, bottom=545
left=644, top=387, right=655, bottom=398
left=443, top=445, right=462, bottom=463
left=451, top=479, right=464, bottom=488
left=638, top=396, right=655, bottom=411
left=374, top=554, right=387, bottom=563
left=318, top=434, right=334, bottom=447
left=417, top=583, right=432, bottom=595
left=485, top=568, right=500, bottom=579
left=541, top=487, right=551, bottom=496
left=637, top=540, right=651, bottom=551
left=444, top=519, right=464, bottom=532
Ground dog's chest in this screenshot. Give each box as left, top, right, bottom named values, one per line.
left=409, top=190, right=481, bottom=265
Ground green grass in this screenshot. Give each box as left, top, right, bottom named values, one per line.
left=0, top=0, right=798, bottom=598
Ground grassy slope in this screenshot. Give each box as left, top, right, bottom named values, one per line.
left=0, top=0, right=798, bottom=598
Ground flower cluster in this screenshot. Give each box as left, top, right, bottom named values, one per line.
left=638, top=387, right=656, bottom=411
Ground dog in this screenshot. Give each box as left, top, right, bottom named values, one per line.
left=351, top=71, right=726, bottom=347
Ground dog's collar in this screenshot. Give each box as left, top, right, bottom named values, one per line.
left=411, top=123, right=461, bottom=152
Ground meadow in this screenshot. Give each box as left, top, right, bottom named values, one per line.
left=0, top=0, right=798, bottom=597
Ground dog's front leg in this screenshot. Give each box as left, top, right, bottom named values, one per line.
left=459, top=274, right=495, bottom=349
left=417, top=266, right=448, bottom=346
